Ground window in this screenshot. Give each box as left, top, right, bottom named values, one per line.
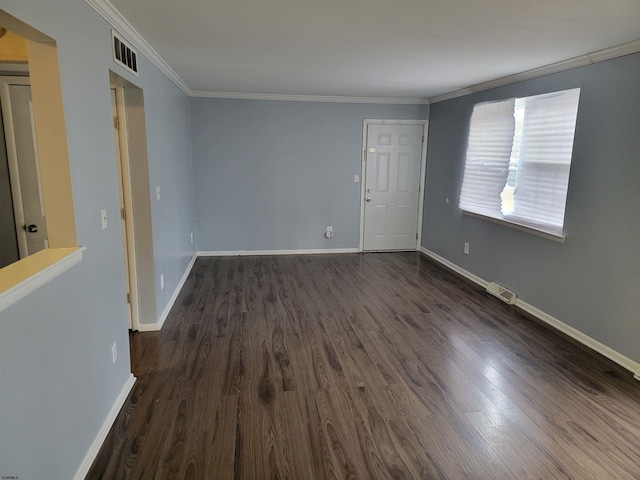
left=459, top=88, right=580, bottom=238
left=1, top=10, right=82, bottom=313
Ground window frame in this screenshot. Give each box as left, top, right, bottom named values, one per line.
left=458, top=88, right=581, bottom=242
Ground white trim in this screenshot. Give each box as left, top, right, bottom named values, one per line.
left=515, top=300, right=640, bottom=375
left=83, top=1, right=640, bottom=106
left=360, top=120, right=429, bottom=252
left=416, top=123, right=429, bottom=248
left=137, top=253, right=197, bottom=332
left=197, top=248, right=360, bottom=257
left=418, top=247, right=640, bottom=376
left=463, top=211, right=567, bottom=244
left=418, top=246, right=489, bottom=288
left=191, top=91, right=428, bottom=104
left=429, top=39, right=640, bottom=104
left=73, top=373, right=136, bottom=480
left=84, top=0, right=190, bottom=95
left=0, top=247, right=85, bottom=313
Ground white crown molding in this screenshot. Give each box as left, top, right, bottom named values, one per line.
left=85, top=1, right=639, bottom=106
left=191, top=91, right=429, bottom=104
left=429, top=39, right=640, bottom=104
left=84, top=0, right=191, bottom=95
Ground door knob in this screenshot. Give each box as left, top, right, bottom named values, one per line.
left=25, top=224, right=39, bottom=233
left=366, top=197, right=372, bottom=202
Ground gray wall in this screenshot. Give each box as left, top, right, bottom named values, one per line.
left=422, top=53, right=640, bottom=364
left=190, top=99, right=429, bottom=251
left=0, top=1, right=195, bottom=478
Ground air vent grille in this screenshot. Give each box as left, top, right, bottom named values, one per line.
left=486, top=282, right=517, bottom=305
left=112, top=31, right=139, bottom=76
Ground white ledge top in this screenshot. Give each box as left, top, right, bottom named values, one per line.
left=0, top=247, right=86, bottom=313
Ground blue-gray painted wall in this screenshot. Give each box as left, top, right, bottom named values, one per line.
left=0, top=1, right=195, bottom=478
left=422, top=53, right=640, bottom=364
left=2, top=1, right=640, bottom=478
left=190, top=99, right=429, bottom=251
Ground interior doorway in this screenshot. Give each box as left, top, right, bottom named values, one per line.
left=109, top=72, right=157, bottom=331
left=360, top=120, right=428, bottom=252
left=0, top=77, right=48, bottom=261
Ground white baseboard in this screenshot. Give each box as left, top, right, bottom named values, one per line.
left=137, top=253, right=197, bottom=332
left=197, top=248, right=360, bottom=257
left=73, top=373, right=136, bottom=480
left=418, top=246, right=489, bottom=288
left=419, top=247, right=640, bottom=376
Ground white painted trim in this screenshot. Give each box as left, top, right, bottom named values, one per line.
left=418, top=246, right=489, bottom=288
left=84, top=0, right=190, bottom=95
left=0, top=247, right=85, bottom=313
left=191, top=91, right=428, bottom=104
left=197, top=248, right=360, bottom=257
left=416, top=123, right=429, bottom=248
left=84, top=1, right=640, bottom=106
left=462, top=211, right=566, bottom=244
left=419, top=247, right=640, bottom=376
left=429, top=39, right=640, bottom=104
left=360, top=120, right=429, bottom=252
left=73, top=373, right=136, bottom=480
left=137, top=253, right=197, bottom=332
left=515, top=300, right=640, bottom=375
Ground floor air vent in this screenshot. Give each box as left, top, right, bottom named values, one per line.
left=112, top=31, right=139, bottom=76
left=486, top=282, right=517, bottom=305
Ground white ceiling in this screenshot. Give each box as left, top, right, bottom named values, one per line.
left=108, top=0, right=640, bottom=100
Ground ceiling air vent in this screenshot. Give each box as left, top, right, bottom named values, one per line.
left=112, top=31, right=139, bottom=76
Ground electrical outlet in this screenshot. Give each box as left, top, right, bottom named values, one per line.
left=160, top=272, right=165, bottom=290
left=101, top=209, right=108, bottom=230
left=111, top=342, right=117, bottom=364
left=464, top=242, right=470, bottom=255
left=325, top=225, right=334, bottom=239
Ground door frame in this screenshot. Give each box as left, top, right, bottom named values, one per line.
left=112, top=85, right=139, bottom=330
left=359, top=119, right=429, bottom=252
left=109, top=71, right=157, bottom=331
left=0, top=76, right=32, bottom=258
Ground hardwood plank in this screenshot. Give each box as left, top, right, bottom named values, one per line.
left=87, top=252, right=640, bottom=479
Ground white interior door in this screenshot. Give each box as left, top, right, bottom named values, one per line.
left=0, top=79, right=48, bottom=257
left=111, top=88, right=136, bottom=330
left=363, top=123, right=424, bottom=251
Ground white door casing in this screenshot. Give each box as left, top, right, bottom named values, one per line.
left=111, top=86, right=139, bottom=330
left=361, top=121, right=427, bottom=252
left=0, top=78, right=48, bottom=258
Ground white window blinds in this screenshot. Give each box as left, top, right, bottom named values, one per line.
left=509, top=89, right=580, bottom=234
left=459, top=99, right=515, bottom=218
left=459, top=88, right=580, bottom=238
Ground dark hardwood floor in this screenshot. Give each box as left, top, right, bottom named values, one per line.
left=87, top=252, right=640, bottom=479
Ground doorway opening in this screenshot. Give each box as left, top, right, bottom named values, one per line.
left=359, top=120, right=428, bottom=252
left=109, top=72, right=157, bottom=331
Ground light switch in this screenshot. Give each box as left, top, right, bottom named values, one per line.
left=101, top=209, right=107, bottom=230
left=354, top=174, right=360, bottom=183
left=156, top=186, right=161, bottom=201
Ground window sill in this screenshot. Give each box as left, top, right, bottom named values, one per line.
left=0, top=246, right=85, bottom=313
left=463, top=211, right=566, bottom=244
